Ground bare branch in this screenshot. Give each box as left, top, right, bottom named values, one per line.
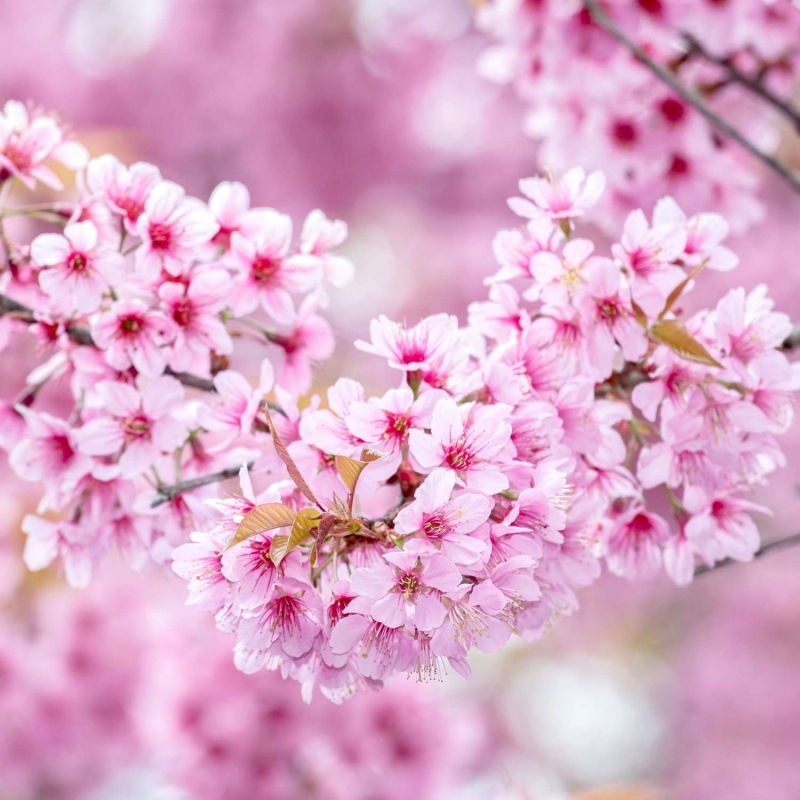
left=0, top=292, right=217, bottom=391
left=694, top=532, right=800, bottom=577
left=151, top=464, right=253, bottom=507
left=685, top=34, right=800, bottom=134
left=582, top=0, right=800, bottom=195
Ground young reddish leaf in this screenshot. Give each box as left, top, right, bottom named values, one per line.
left=335, top=448, right=385, bottom=494
left=270, top=507, right=322, bottom=566
left=650, top=319, right=722, bottom=368
left=659, top=261, right=706, bottom=319
left=228, top=502, right=296, bottom=549
left=309, top=513, right=338, bottom=567
left=264, top=406, right=319, bottom=507
left=630, top=299, right=648, bottom=328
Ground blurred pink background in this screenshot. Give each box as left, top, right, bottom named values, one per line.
left=2, top=1, right=800, bottom=798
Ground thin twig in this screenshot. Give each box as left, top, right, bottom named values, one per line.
left=582, top=0, right=800, bottom=194
left=685, top=34, right=800, bottom=134
left=694, top=532, right=800, bottom=577
left=151, top=464, right=253, bottom=507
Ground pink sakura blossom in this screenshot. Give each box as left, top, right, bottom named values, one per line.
left=158, top=269, right=233, bottom=373
left=229, top=209, right=320, bottom=322
left=235, top=578, right=324, bottom=670
left=171, top=530, right=230, bottom=613
left=509, top=168, right=605, bottom=222
left=579, top=257, right=648, bottom=378
left=270, top=295, right=336, bottom=393
left=715, top=285, right=793, bottom=366
left=9, top=408, right=91, bottom=491
left=344, top=551, right=463, bottom=633
left=467, top=283, right=530, bottom=341
left=295, top=209, right=355, bottom=288
left=85, top=154, right=162, bottom=232
left=31, top=221, right=125, bottom=314
left=486, top=217, right=564, bottom=286
left=76, top=376, right=187, bottom=478
left=355, top=313, right=458, bottom=371
left=201, top=360, right=274, bottom=450
left=611, top=207, right=687, bottom=317
left=21, top=516, right=96, bottom=588
left=604, top=507, right=671, bottom=581
left=394, top=469, right=492, bottom=565
left=0, top=100, right=87, bottom=190
left=410, top=398, right=512, bottom=495
left=431, top=582, right=512, bottom=658
left=683, top=488, right=768, bottom=566
left=345, top=387, right=447, bottom=478
left=92, top=299, right=174, bottom=377
left=135, top=181, right=218, bottom=279
left=207, top=180, right=255, bottom=248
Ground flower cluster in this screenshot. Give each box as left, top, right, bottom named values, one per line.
left=0, top=105, right=796, bottom=701
left=0, top=101, right=352, bottom=585
left=475, top=0, right=800, bottom=232
left=173, top=169, right=797, bottom=699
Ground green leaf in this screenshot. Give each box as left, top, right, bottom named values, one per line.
left=265, top=406, right=319, bottom=507
left=228, top=503, right=296, bottom=549
left=650, top=319, right=721, bottom=368
left=270, top=507, right=322, bottom=566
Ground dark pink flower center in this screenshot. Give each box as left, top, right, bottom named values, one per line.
left=123, top=414, right=150, bottom=439
left=172, top=297, right=195, bottom=327
left=252, top=254, right=281, bottom=283
left=149, top=222, right=173, bottom=251
left=423, top=511, right=449, bottom=539
left=67, top=252, right=89, bottom=274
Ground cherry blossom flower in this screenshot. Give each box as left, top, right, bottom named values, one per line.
left=409, top=398, right=513, bottom=494
left=229, top=209, right=320, bottom=322
left=135, top=181, right=218, bottom=279
left=158, top=269, right=233, bottom=373
left=394, top=469, right=492, bottom=564
left=0, top=100, right=87, bottom=189
left=31, top=221, right=125, bottom=314
left=76, top=377, right=187, bottom=478
left=509, top=168, right=605, bottom=222
left=92, top=300, right=175, bottom=377
left=355, top=313, right=458, bottom=372
left=85, top=154, right=162, bottom=232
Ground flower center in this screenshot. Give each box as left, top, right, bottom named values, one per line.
left=67, top=253, right=89, bottom=274
left=252, top=255, right=281, bottom=283
left=123, top=414, right=150, bottom=439
left=399, top=572, right=419, bottom=598
left=149, top=222, right=173, bottom=251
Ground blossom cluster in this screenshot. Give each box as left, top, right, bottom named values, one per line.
left=475, top=0, right=800, bottom=232
left=0, top=104, right=796, bottom=701
left=173, top=167, right=797, bottom=699
left=0, top=99, right=353, bottom=584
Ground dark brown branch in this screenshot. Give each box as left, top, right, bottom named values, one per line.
left=582, top=0, right=800, bottom=195
left=781, top=325, right=800, bottom=352
left=685, top=34, right=800, bottom=134
left=151, top=464, right=253, bottom=507
left=0, top=292, right=217, bottom=391
left=694, top=532, right=800, bottom=577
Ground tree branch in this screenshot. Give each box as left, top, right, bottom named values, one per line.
left=0, top=292, right=216, bottom=391
left=684, top=34, right=800, bottom=134
left=582, top=0, right=800, bottom=195
left=151, top=464, right=253, bottom=507
left=694, top=532, right=800, bottom=577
